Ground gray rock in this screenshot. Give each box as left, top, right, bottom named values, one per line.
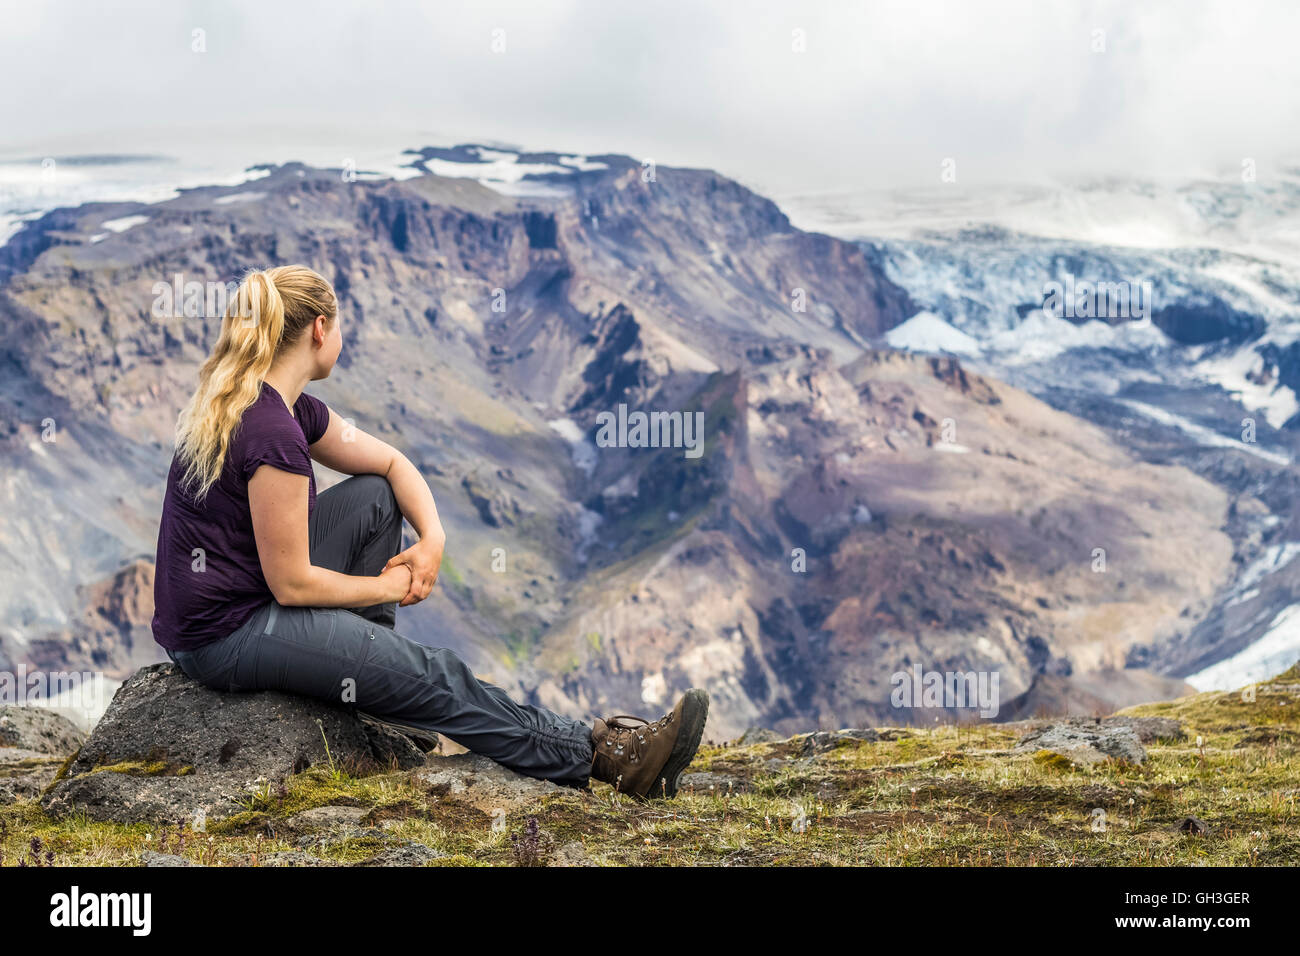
left=358, top=841, right=444, bottom=866
left=41, top=663, right=427, bottom=825
left=141, top=851, right=198, bottom=867
left=1011, top=715, right=1185, bottom=745
left=679, top=771, right=750, bottom=793
left=1101, top=716, right=1185, bottom=743
left=293, top=826, right=386, bottom=850
left=1015, top=723, right=1146, bottom=766
left=286, top=805, right=368, bottom=832
left=764, top=757, right=792, bottom=772
left=550, top=840, right=595, bottom=867
left=461, top=473, right=520, bottom=528
left=801, top=728, right=880, bottom=755
left=0, top=706, right=84, bottom=755
left=1172, top=816, right=1211, bottom=836
left=839, top=728, right=880, bottom=742
left=0, top=748, right=65, bottom=804
left=735, top=727, right=781, bottom=746
left=414, top=752, right=558, bottom=812
left=356, top=712, right=440, bottom=754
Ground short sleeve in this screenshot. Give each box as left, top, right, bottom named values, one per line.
left=240, top=418, right=315, bottom=483
left=295, top=391, right=331, bottom=445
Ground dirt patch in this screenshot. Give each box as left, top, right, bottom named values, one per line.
left=1235, top=727, right=1300, bottom=749
left=361, top=799, right=431, bottom=826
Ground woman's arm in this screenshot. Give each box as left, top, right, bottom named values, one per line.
left=248, top=465, right=412, bottom=607
left=308, top=408, right=446, bottom=606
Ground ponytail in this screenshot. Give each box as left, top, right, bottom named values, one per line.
left=175, top=265, right=337, bottom=500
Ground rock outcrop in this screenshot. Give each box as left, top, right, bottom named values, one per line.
left=40, top=664, right=429, bottom=825
left=0, top=705, right=85, bottom=804
left=1014, top=720, right=1148, bottom=766
left=799, top=728, right=881, bottom=755
left=0, top=747, right=67, bottom=804
left=413, top=752, right=560, bottom=813
left=0, top=704, right=84, bottom=754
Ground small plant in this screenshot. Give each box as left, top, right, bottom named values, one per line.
left=510, top=816, right=554, bottom=867
left=317, top=719, right=339, bottom=777
left=197, top=836, right=221, bottom=866
left=17, top=836, right=55, bottom=867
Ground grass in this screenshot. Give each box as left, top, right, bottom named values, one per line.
left=2, top=666, right=1298, bottom=866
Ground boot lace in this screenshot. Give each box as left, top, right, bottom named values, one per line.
left=597, top=711, right=675, bottom=766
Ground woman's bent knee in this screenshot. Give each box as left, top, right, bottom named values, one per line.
left=350, top=473, right=398, bottom=512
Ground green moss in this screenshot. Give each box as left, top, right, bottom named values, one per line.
left=48, top=749, right=79, bottom=787
left=89, top=760, right=173, bottom=777
left=1122, top=670, right=1300, bottom=737
left=207, top=810, right=275, bottom=836
left=1032, top=750, right=1078, bottom=772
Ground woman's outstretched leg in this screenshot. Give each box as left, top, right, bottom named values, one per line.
left=179, top=600, right=596, bottom=787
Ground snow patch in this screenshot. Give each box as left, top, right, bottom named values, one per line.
left=1196, top=346, right=1300, bottom=430
left=100, top=214, right=148, bottom=233
left=547, top=417, right=597, bottom=477
left=559, top=155, right=609, bottom=172
left=1225, top=542, right=1300, bottom=608
left=1118, top=398, right=1292, bottom=466
left=422, top=146, right=606, bottom=198
left=885, top=311, right=981, bottom=355
left=575, top=506, right=603, bottom=565
left=988, top=312, right=1167, bottom=364
left=640, top=672, right=666, bottom=705
left=1187, top=604, right=1300, bottom=691
left=213, top=190, right=266, bottom=205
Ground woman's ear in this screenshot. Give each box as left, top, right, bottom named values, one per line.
left=314, top=314, right=328, bottom=346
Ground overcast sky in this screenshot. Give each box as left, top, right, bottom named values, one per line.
left=2, top=0, right=1296, bottom=195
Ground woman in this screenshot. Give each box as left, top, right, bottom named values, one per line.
left=151, top=264, right=708, bottom=797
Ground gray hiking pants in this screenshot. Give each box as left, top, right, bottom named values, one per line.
left=166, top=473, right=595, bottom=788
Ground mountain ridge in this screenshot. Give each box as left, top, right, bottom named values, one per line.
left=0, top=146, right=1268, bottom=737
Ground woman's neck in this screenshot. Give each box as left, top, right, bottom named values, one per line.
left=263, top=362, right=312, bottom=412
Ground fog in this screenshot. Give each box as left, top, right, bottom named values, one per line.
left=2, top=0, right=1296, bottom=193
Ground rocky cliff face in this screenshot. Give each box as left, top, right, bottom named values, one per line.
left=0, top=148, right=1234, bottom=736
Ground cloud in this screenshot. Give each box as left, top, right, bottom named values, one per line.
left=1, top=0, right=1295, bottom=192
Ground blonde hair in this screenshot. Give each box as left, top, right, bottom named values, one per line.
left=175, top=264, right=337, bottom=501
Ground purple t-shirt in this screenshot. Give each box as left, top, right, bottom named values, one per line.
left=151, top=381, right=331, bottom=651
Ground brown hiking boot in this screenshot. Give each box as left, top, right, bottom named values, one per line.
left=590, top=689, right=709, bottom=798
